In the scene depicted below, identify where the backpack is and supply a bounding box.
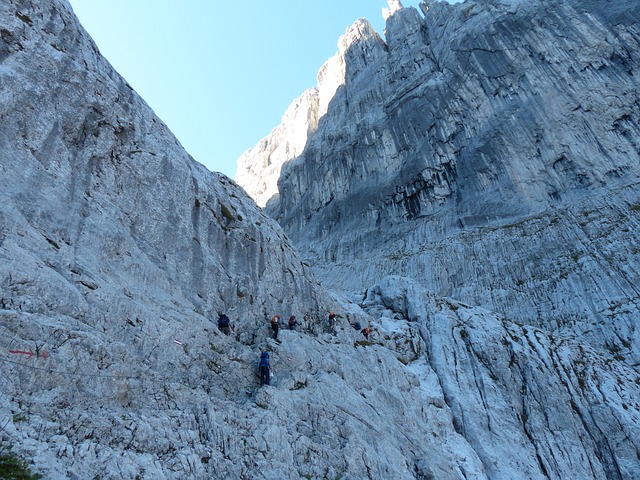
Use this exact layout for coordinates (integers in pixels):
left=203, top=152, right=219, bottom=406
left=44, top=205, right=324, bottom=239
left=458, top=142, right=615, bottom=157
left=218, top=314, right=230, bottom=328
left=260, top=352, right=270, bottom=368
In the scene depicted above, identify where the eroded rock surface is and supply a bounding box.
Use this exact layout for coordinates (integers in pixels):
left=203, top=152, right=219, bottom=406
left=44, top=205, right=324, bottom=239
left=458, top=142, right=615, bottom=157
left=362, top=276, right=640, bottom=480
left=237, top=0, right=640, bottom=363
left=2, top=0, right=640, bottom=478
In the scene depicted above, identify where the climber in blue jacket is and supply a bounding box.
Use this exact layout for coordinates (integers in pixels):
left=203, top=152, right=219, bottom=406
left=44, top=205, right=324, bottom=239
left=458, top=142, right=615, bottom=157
left=259, top=351, right=270, bottom=386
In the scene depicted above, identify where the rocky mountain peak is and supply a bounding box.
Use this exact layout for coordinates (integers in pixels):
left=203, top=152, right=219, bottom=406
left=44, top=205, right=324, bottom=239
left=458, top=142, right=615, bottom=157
left=339, top=18, right=384, bottom=51
left=3, top=0, right=640, bottom=478
left=239, top=0, right=640, bottom=360
left=235, top=0, right=640, bottom=474
left=237, top=13, right=391, bottom=208
left=236, top=88, right=320, bottom=208
left=383, top=0, right=405, bottom=21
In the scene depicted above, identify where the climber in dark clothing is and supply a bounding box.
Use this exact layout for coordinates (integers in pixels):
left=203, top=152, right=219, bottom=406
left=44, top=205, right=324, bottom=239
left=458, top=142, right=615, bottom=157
left=328, top=312, right=337, bottom=334
left=259, top=351, right=270, bottom=386
left=271, top=315, right=280, bottom=340
left=361, top=327, right=371, bottom=340
left=288, top=315, right=297, bottom=330
left=217, top=313, right=231, bottom=335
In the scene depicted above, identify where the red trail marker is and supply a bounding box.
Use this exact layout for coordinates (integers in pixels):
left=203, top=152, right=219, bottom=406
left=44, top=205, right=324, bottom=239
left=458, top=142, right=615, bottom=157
left=9, top=349, right=35, bottom=359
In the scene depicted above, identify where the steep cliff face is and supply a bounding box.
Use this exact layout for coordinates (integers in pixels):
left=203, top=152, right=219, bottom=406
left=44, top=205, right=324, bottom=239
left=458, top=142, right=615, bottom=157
left=0, top=0, right=330, bottom=324
left=237, top=0, right=640, bottom=361
left=364, top=276, right=640, bottom=480
left=0, top=0, right=338, bottom=477
left=3, top=0, right=640, bottom=479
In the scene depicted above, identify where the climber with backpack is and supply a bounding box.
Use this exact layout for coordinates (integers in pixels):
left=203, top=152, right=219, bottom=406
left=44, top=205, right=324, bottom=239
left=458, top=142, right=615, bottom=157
left=361, top=327, right=371, bottom=340
left=328, top=311, right=337, bottom=335
left=288, top=315, right=297, bottom=330
left=217, top=312, right=231, bottom=335
left=259, top=351, right=271, bottom=386
left=270, top=314, right=280, bottom=341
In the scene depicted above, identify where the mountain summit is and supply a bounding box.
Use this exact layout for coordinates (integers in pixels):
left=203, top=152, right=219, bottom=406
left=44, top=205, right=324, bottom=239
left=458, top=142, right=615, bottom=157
left=238, top=0, right=640, bottom=362
left=237, top=0, right=640, bottom=476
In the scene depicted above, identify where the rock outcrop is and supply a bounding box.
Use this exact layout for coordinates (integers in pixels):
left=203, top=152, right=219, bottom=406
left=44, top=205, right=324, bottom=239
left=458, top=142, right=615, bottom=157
left=2, top=0, right=640, bottom=478
left=237, top=0, right=640, bottom=363
left=0, top=0, right=333, bottom=356
left=363, top=276, right=640, bottom=480
left=235, top=89, right=320, bottom=209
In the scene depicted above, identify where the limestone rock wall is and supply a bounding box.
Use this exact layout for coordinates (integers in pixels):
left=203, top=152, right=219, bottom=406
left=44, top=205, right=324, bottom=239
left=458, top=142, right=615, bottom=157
left=0, top=0, right=329, bottom=328
left=237, top=0, right=640, bottom=360
left=0, top=1, right=346, bottom=477
left=362, top=276, right=640, bottom=480
left=2, top=0, right=640, bottom=478
left=235, top=88, right=320, bottom=208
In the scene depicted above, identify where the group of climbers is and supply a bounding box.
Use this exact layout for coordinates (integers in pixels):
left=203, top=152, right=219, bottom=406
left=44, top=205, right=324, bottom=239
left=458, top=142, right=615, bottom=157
left=269, top=314, right=298, bottom=341
left=350, top=319, right=370, bottom=339
left=329, top=312, right=370, bottom=339
left=216, top=310, right=371, bottom=387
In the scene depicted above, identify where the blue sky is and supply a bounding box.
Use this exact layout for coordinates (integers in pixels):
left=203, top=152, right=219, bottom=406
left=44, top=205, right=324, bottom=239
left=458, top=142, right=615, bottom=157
left=67, top=0, right=433, bottom=179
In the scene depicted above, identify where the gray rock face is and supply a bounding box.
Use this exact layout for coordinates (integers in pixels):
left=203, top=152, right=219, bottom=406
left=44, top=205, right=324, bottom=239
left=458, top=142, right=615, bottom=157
left=0, top=0, right=328, bottom=322
left=0, top=0, right=342, bottom=477
left=363, top=276, right=640, bottom=480
left=237, top=0, right=640, bottom=361
left=3, top=0, right=640, bottom=479
left=236, top=89, right=320, bottom=208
